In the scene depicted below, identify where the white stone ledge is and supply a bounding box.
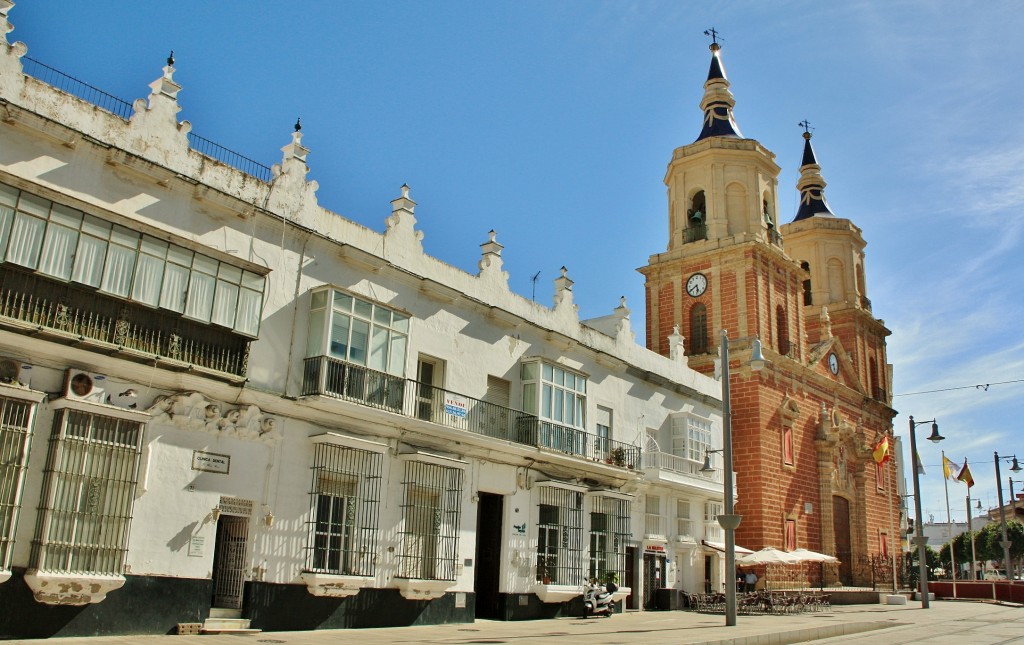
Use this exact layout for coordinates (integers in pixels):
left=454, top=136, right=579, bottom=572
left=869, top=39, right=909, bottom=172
left=300, top=572, right=373, bottom=598
left=23, top=570, right=126, bottom=605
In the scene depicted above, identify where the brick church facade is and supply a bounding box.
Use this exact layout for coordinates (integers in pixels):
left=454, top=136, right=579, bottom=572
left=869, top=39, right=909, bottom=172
left=640, top=40, right=899, bottom=586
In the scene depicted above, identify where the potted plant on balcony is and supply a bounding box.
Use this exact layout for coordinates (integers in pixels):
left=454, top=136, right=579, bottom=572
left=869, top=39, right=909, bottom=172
left=608, top=446, right=627, bottom=467
left=537, top=556, right=556, bottom=584
left=603, top=570, right=620, bottom=593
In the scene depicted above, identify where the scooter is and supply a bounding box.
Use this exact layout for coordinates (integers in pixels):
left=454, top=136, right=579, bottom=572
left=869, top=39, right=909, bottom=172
left=582, top=578, right=617, bottom=618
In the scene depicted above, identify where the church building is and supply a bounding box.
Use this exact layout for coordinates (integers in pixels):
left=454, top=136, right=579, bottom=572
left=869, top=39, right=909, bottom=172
left=640, top=38, right=899, bottom=587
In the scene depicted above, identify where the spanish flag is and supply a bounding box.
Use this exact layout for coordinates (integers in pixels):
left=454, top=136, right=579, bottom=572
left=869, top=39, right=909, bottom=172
left=872, top=436, right=890, bottom=465
left=957, top=459, right=975, bottom=488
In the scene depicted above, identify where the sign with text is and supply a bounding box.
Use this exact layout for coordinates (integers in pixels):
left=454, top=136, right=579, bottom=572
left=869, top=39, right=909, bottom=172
left=192, top=450, right=230, bottom=474
left=444, top=394, right=468, bottom=418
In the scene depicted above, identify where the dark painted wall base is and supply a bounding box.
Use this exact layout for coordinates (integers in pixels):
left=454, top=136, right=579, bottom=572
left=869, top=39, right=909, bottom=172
left=0, top=568, right=212, bottom=639
left=244, top=582, right=475, bottom=630
left=495, top=592, right=620, bottom=621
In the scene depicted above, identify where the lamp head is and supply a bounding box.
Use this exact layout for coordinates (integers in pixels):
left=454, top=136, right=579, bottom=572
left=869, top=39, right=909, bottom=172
left=926, top=422, right=944, bottom=443
left=748, top=337, right=766, bottom=371
left=976, top=499, right=982, bottom=510
left=1011, top=456, right=1022, bottom=473
left=700, top=452, right=715, bottom=473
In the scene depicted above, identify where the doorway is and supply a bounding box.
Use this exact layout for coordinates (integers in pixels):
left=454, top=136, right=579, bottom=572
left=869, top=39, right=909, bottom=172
left=416, top=355, right=445, bottom=422
left=212, top=515, right=249, bottom=609
left=625, top=546, right=637, bottom=609
left=474, top=493, right=503, bottom=618
left=642, top=552, right=665, bottom=610
left=833, top=495, right=853, bottom=585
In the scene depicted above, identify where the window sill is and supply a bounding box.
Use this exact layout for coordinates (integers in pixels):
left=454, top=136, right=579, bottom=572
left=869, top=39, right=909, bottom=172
left=23, top=570, right=126, bottom=605
left=394, top=577, right=453, bottom=600
left=300, top=572, right=374, bottom=598
left=531, top=582, right=580, bottom=603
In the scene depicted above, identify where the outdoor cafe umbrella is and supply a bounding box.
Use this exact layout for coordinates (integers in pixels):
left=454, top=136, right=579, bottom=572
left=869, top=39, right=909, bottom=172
left=790, top=548, right=839, bottom=563
left=736, top=547, right=803, bottom=565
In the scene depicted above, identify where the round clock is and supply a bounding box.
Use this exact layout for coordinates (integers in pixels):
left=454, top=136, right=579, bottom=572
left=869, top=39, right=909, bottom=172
left=686, top=272, right=708, bottom=297
left=828, top=352, right=839, bottom=375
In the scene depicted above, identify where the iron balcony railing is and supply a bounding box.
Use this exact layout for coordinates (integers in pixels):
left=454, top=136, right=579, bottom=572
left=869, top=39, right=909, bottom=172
left=768, top=228, right=784, bottom=247
left=640, top=450, right=723, bottom=483
left=684, top=224, right=708, bottom=243
left=301, top=355, right=642, bottom=468
left=0, top=267, right=250, bottom=377
left=21, top=57, right=272, bottom=182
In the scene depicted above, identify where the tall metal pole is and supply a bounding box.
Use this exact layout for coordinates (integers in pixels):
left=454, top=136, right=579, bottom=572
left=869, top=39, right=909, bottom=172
left=995, top=453, right=1012, bottom=580
left=966, top=494, right=977, bottom=580
left=717, top=329, right=741, bottom=627
left=887, top=461, right=898, bottom=593
left=908, top=416, right=931, bottom=608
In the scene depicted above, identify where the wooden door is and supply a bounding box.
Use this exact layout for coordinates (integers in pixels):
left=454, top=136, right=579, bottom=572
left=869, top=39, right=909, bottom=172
left=832, top=496, right=853, bottom=586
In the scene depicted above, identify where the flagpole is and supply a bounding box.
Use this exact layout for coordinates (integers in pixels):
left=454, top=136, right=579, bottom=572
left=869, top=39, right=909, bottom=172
left=887, top=456, right=898, bottom=593
left=942, top=451, right=957, bottom=597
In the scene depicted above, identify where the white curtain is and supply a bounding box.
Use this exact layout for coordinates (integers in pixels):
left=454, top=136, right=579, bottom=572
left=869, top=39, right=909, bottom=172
left=6, top=212, right=45, bottom=269
left=235, top=287, right=262, bottom=336
left=184, top=272, right=214, bottom=322
left=211, top=280, right=239, bottom=328
left=0, top=205, right=15, bottom=263
left=131, top=237, right=167, bottom=306
left=100, top=244, right=136, bottom=297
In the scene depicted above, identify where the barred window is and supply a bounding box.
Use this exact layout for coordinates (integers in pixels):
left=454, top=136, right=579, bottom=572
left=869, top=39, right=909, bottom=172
left=0, top=181, right=266, bottom=337
left=30, top=408, right=144, bottom=574
left=536, top=486, right=584, bottom=585
left=676, top=499, right=694, bottom=538
left=397, top=460, right=462, bottom=580
left=0, top=395, right=36, bottom=572
left=306, top=443, right=382, bottom=576
left=589, top=496, right=629, bottom=582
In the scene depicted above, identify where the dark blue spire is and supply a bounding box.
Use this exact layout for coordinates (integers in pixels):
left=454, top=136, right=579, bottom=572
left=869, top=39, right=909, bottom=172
left=793, top=131, right=835, bottom=221
left=695, top=43, right=743, bottom=142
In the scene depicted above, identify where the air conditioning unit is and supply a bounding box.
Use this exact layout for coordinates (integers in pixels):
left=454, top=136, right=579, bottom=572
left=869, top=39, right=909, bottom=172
left=0, top=358, right=21, bottom=384
left=64, top=370, right=107, bottom=403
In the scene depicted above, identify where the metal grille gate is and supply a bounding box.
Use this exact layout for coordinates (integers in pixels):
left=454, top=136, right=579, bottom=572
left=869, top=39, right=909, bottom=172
left=213, top=514, right=249, bottom=609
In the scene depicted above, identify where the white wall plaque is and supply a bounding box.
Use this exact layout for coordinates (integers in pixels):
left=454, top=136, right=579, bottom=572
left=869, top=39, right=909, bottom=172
left=192, top=450, right=230, bottom=474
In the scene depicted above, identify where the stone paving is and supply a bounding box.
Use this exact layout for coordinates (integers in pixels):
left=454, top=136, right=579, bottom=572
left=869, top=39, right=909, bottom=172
left=4, top=599, right=1023, bottom=645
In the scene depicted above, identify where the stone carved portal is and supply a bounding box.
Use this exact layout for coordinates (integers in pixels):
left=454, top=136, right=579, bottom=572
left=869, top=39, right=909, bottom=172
left=146, top=392, right=280, bottom=442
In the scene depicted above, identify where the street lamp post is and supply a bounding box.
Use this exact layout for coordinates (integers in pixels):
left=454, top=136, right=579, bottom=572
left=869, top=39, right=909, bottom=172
left=908, top=416, right=944, bottom=608
left=993, top=453, right=1022, bottom=581
left=715, top=330, right=766, bottom=627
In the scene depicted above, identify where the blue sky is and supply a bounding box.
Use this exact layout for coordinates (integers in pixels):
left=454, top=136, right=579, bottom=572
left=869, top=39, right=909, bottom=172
left=10, top=2, right=1024, bottom=529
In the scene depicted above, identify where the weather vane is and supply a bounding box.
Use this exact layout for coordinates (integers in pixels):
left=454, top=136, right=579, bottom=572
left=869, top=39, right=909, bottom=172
left=703, top=27, right=723, bottom=45
left=798, top=119, right=814, bottom=135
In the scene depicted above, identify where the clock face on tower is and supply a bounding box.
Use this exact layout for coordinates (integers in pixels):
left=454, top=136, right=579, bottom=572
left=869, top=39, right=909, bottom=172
left=828, top=352, right=839, bottom=375
left=686, top=272, right=708, bottom=297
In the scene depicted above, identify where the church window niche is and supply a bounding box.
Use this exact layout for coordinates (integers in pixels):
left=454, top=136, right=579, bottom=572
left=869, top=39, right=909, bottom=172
left=764, top=197, right=781, bottom=246
left=827, top=258, right=845, bottom=302
left=776, top=305, right=790, bottom=356
left=800, top=262, right=812, bottom=306
left=725, top=183, right=747, bottom=236
left=782, top=425, right=794, bottom=466
left=689, top=304, right=708, bottom=354
left=784, top=519, right=797, bottom=551
left=685, top=191, right=707, bottom=243
left=869, top=357, right=882, bottom=400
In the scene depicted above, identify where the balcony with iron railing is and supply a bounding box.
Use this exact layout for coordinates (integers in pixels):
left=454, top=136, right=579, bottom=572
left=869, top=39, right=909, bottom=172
left=640, top=450, right=722, bottom=485
left=644, top=513, right=667, bottom=539
left=704, top=521, right=723, bottom=542
left=0, top=266, right=249, bottom=378
left=301, top=355, right=642, bottom=469
left=684, top=224, right=708, bottom=243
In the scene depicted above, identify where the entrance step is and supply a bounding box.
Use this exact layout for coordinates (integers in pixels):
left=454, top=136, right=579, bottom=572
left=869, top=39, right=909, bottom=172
left=201, top=610, right=261, bottom=635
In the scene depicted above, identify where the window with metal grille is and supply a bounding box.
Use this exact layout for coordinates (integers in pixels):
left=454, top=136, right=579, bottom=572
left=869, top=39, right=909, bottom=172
left=0, top=396, right=35, bottom=572
left=535, top=487, right=583, bottom=585
left=29, top=409, right=143, bottom=574
left=306, top=443, right=382, bottom=576
left=397, top=460, right=462, bottom=580
left=589, top=496, right=629, bottom=582
left=676, top=499, right=694, bottom=538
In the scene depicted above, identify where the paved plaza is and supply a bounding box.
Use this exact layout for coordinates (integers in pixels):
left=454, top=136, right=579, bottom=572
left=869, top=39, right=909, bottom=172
left=4, top=599, right=1022, bottom=645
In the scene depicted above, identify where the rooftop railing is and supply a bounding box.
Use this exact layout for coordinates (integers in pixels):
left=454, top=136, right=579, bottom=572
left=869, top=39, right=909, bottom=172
left=301, top=355, right=642, bottom=469
left=21, top=57, right=272, bottom=182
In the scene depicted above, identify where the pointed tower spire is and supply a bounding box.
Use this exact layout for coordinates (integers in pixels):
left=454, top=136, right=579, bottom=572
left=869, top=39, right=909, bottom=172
left=793, top=123, right=835, bottom=221
left=695, top=30, right=743, bottom=141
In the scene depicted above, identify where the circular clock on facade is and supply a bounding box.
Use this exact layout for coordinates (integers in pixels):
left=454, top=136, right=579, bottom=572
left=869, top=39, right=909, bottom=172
left=686, top=272, right=708, bottom=297
left=828, top=352, right=839, bottom=375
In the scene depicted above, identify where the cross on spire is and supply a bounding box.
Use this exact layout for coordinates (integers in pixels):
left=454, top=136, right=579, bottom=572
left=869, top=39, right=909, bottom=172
left=704, top=27, right=722, bottom=45
left=799, top=119, right=814, bottom=135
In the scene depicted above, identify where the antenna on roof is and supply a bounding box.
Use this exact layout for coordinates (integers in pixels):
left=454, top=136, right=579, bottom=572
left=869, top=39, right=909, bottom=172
left=531, top=271, right=541, bottom=302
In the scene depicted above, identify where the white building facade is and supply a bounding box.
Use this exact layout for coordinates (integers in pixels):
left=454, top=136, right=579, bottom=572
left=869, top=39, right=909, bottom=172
left=0, top=4, right=730, bottom=638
